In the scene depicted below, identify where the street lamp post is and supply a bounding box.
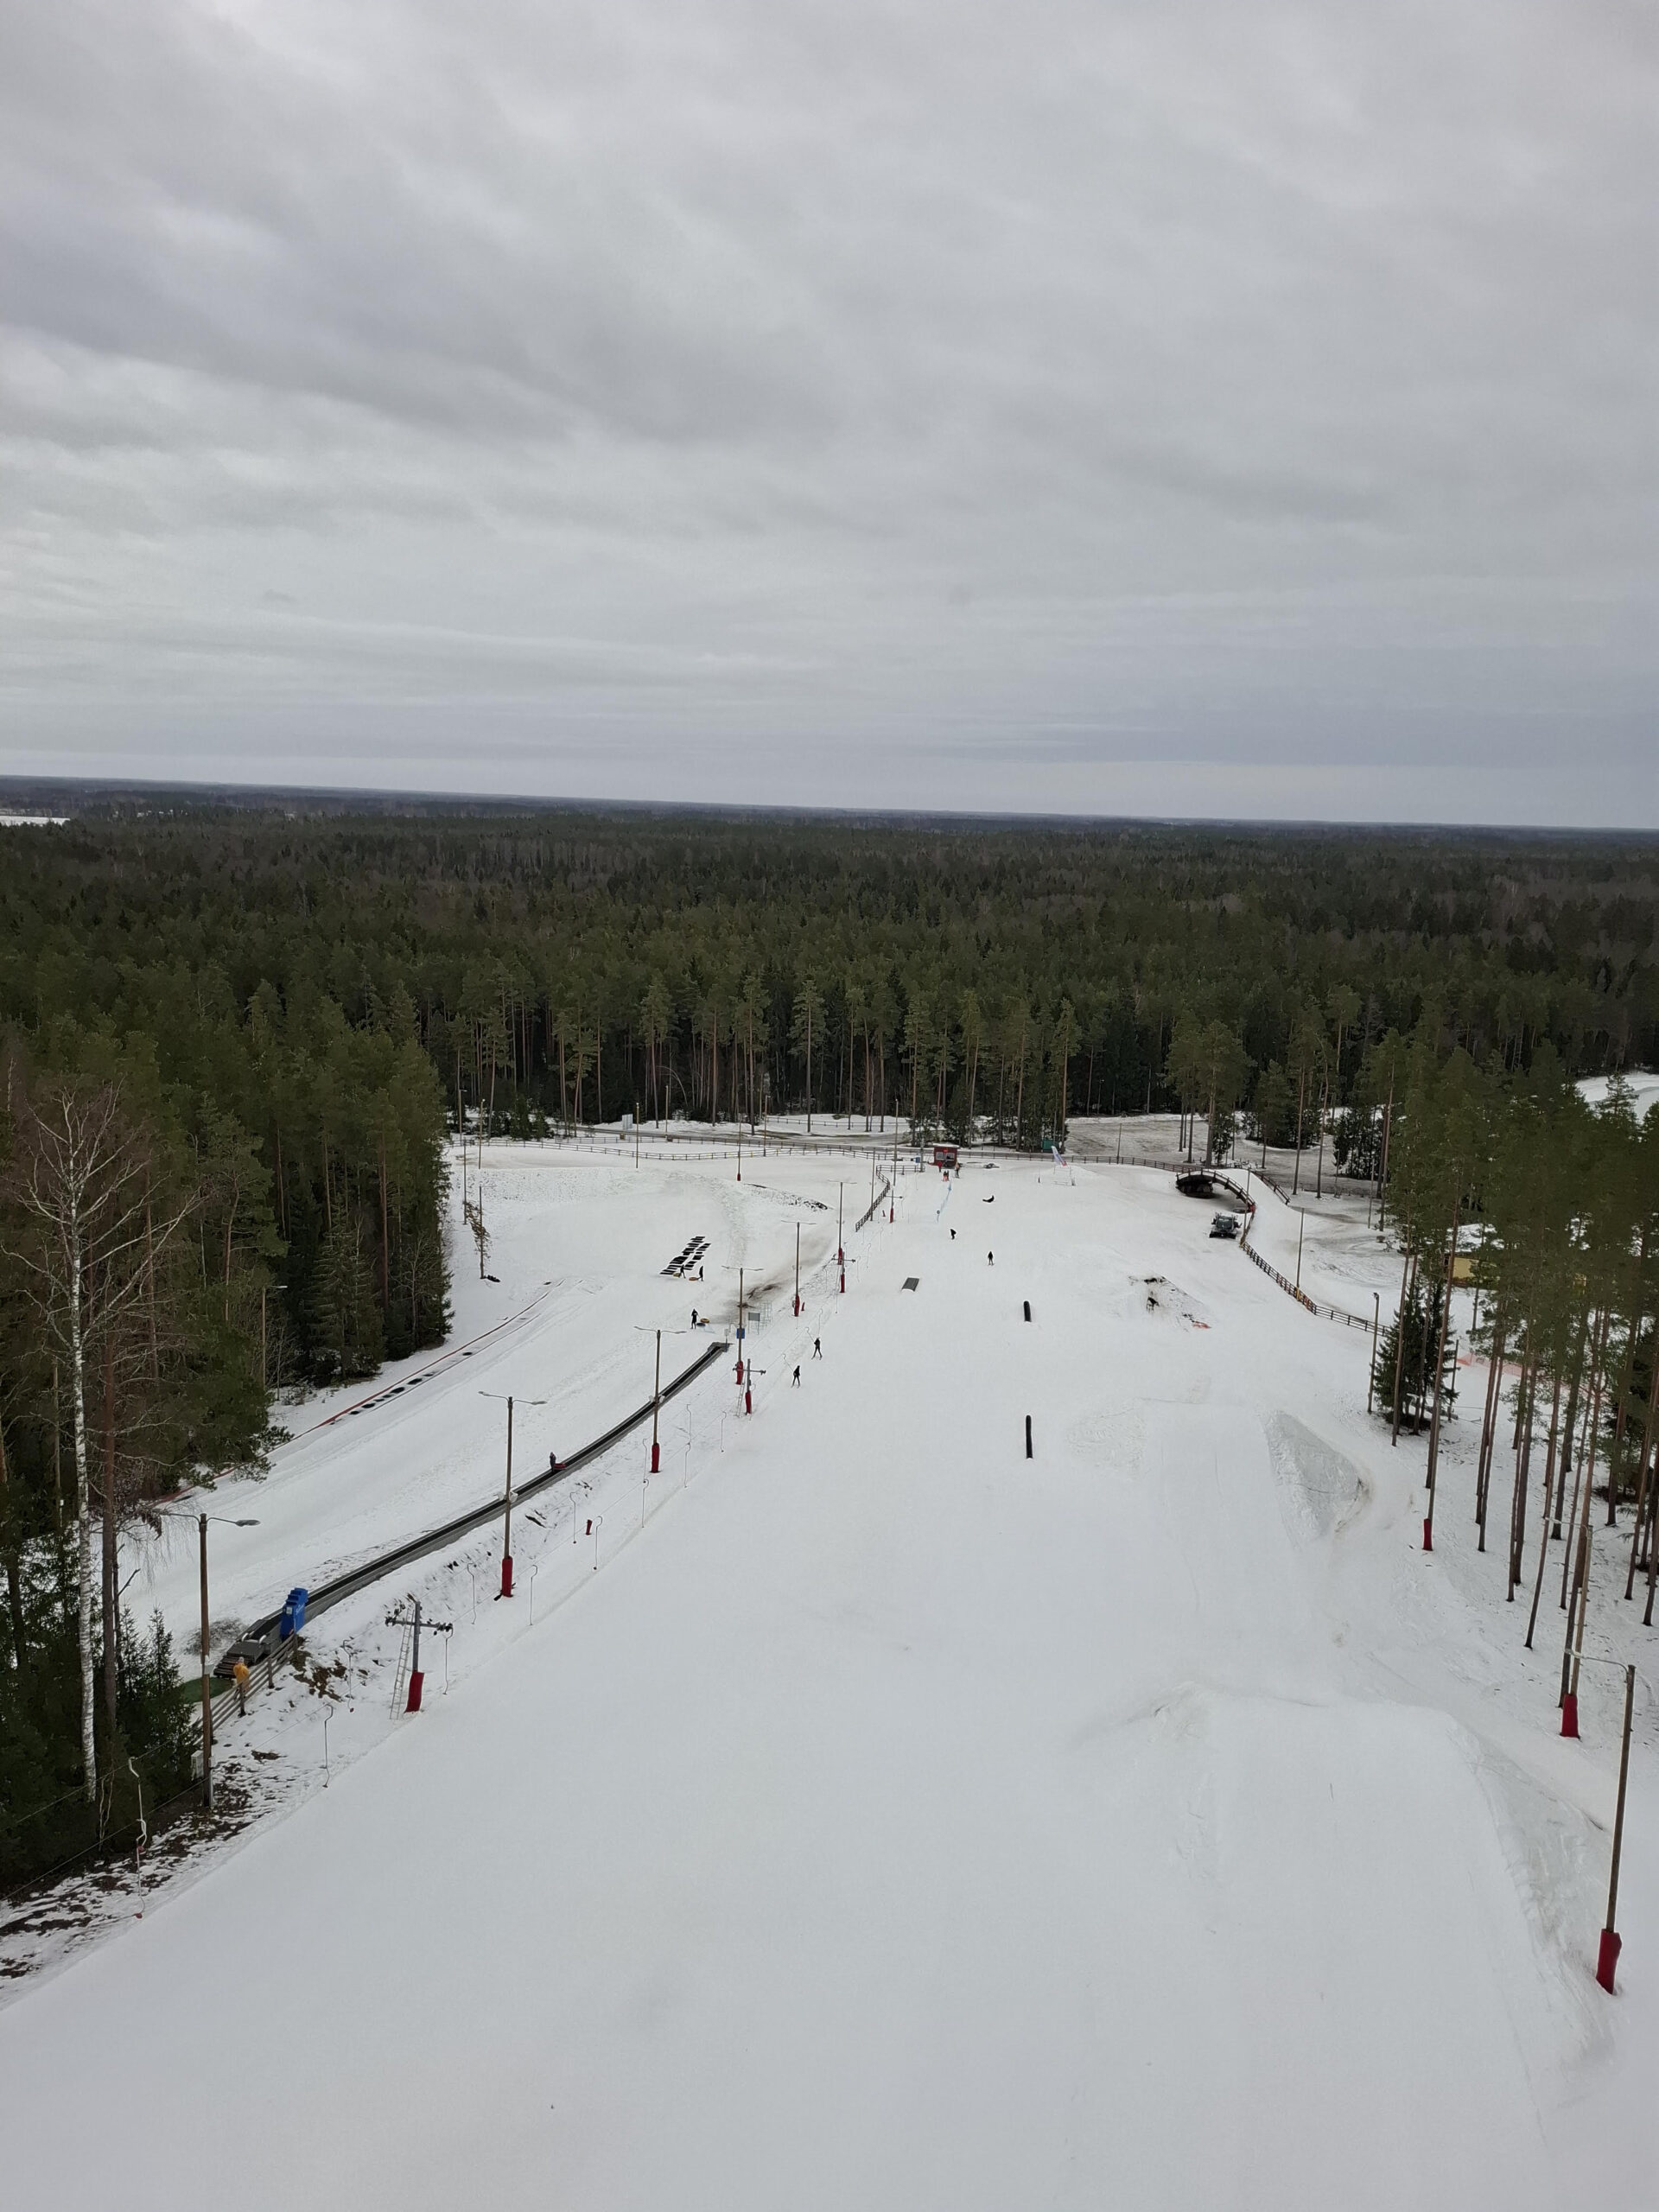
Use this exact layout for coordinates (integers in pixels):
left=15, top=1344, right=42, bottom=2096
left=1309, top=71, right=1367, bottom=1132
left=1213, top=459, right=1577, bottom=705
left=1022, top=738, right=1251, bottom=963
left=480, top=1391, right=546, bottom=1598
left=651, top=1329, right=662, bottom=1473
left=162, top=1510, right=258, bottom=1811
left=1599, top=1662, right=1637, bottom=1991
left=503, top=1395, right=513, bottom=1595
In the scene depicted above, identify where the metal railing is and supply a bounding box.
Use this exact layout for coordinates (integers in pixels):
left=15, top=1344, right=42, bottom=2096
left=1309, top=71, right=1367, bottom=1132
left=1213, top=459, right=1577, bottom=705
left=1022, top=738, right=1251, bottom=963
left=218, top=1337, right=731, bottom=1676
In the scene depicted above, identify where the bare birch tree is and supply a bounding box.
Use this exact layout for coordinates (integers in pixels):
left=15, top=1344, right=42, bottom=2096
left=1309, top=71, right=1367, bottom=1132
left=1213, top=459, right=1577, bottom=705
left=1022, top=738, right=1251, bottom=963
left=3, top=1082, right=195, bottom=1801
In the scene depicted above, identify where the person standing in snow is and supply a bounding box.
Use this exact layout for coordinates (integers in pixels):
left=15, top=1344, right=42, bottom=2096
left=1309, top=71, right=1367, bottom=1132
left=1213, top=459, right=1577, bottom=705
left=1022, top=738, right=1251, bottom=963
left=988, top=1250, right=994, bottom=1265
left=232, top=1656, right=251, bottom=1714
left=791, top=1364, right=801, bottom=1386
left=812, top=1338, right=822, bottom=1358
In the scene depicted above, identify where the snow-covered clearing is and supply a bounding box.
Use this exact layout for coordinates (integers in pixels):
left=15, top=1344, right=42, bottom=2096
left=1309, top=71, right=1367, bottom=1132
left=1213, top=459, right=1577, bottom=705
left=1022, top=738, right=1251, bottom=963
left=2, top=1134, right=1654, bottom=2208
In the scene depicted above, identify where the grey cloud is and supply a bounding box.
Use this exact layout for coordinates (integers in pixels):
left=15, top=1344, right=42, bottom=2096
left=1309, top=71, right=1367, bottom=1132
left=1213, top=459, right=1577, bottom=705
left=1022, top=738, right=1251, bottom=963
left=0, top=1, right=1654, bottom=821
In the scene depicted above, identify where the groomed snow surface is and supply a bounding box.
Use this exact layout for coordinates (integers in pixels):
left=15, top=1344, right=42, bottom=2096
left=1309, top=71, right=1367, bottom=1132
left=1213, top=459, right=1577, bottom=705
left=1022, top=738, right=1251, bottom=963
left=3, top=1130, right=1655, bottom=2209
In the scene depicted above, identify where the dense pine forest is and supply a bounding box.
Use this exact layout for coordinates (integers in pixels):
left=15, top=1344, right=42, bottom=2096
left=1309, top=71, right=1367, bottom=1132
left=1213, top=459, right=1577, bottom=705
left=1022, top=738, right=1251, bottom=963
left=2, top=799, right=1656, bottom=1881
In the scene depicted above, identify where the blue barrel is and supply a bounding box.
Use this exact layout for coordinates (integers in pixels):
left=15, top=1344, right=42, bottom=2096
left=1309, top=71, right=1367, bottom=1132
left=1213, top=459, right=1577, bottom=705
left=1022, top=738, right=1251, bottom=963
left=279, top=1587, right=309, bottom=1637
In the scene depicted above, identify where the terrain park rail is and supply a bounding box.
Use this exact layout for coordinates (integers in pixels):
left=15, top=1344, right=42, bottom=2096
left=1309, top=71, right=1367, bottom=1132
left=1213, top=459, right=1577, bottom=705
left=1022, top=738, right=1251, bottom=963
left=224, top=1337, right=732, bottom=1674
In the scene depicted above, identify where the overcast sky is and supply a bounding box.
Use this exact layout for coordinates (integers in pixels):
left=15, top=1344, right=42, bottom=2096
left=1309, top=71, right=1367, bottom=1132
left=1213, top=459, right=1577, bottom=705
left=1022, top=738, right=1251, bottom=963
left=2, top=2, right=1654, bottom=822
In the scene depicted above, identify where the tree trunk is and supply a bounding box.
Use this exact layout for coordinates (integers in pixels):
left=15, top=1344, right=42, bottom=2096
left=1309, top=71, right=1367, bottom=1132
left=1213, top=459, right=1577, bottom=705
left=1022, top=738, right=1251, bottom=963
left=1605, top=1272, right=1644, bottom=1526
left=1390, top=1246, right=1414, bottom=1445
left=0, top=1414, right=28, bottom=1699
left=145, top=1186, right=159, bottom=1379
left=51, top=1357, right=63, bottom=1534
left=1424, top=1202, right=1459, bottom=1529
left=1555, top=1311, right=1590, bottom=1540
left=1561, top=1364, right=1599, bottom=1608
left=1314, top=1077, right=1327, bottom=1198
left=1292, top=1069, right=1306, bottom=1194
left=1507, top=1339, right=1537, bottom=1600
left=1623, top=1345, right=1659, bottom=1601
left=1525, top=1363, right=1565, bottom=1648
left=1561, top=1316, right=1609, bottom=1701
left=68, top=1233, right=96, bottom=1801
left=102, top=1331, right=118, bottom=1745
left=378, top=1134, right=391, bottom=1317
left=1475, top=1304, right=1506, bottom=1547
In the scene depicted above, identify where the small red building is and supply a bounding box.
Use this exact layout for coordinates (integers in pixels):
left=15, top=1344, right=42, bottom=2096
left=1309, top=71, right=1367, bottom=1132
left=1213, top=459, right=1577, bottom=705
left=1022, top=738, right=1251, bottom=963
left=932, top=1143, right=959, bottom=1171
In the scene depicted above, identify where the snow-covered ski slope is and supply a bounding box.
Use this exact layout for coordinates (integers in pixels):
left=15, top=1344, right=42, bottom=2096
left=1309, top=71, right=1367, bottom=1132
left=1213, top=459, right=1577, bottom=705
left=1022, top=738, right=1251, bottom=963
left=3, top=1141, right=1654, bottom=2210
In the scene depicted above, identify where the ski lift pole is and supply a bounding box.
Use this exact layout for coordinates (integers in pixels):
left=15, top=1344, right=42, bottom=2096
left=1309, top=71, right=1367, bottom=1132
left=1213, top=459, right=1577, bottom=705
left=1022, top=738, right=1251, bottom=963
left=794, top=1224, right=801, bottom=1317
left=839, top=1182, right=845, bottom=1293
left=385, top=1598, right=453, bottom=1713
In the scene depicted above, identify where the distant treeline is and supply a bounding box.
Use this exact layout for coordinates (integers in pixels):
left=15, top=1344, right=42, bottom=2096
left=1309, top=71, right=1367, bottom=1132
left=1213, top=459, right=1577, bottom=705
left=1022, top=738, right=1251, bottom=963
left=2, top=808, right=1655, bottom=1382
left=0, top=804, right=1656, bottom=1879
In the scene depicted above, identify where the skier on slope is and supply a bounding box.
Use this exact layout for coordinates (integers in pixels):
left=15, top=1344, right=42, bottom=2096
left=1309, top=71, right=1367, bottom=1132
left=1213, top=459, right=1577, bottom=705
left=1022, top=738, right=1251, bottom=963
left=812, top=1338, right=822, bottom=1359
left=792, top=1364, right=801, bottom=1387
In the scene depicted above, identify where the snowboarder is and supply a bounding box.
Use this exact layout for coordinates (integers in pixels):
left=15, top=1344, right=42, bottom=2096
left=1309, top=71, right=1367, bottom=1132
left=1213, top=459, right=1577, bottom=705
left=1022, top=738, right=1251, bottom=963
left=791, top=1364, right=801, bottom=1386
left=812, top=1338, right=822, bottom=1359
